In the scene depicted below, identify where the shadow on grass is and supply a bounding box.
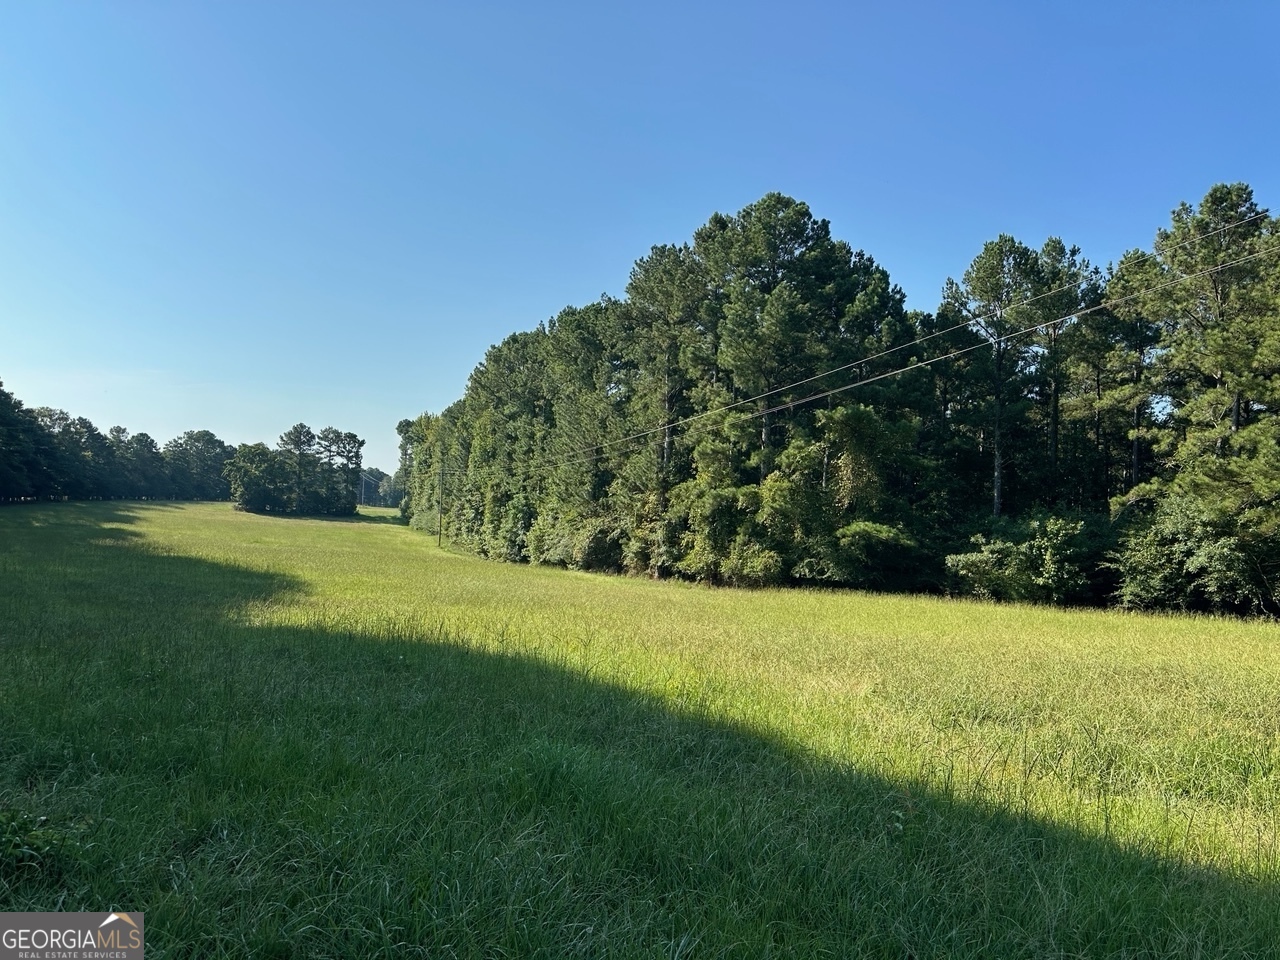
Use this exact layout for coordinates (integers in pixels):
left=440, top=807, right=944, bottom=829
left=0, top=503, right=1275, bottom=958
left=0, top=499, right=186, bottom=520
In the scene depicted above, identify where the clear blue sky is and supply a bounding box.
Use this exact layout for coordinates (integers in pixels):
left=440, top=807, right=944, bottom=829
left=2, top=1, right=1276, bottom=472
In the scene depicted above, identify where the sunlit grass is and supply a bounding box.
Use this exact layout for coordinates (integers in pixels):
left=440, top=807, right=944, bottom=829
left=1, top=502, right=1277, bottom=957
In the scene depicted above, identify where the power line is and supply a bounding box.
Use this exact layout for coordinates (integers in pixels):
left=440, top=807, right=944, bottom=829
left=535, top=243, right=1280, bottom=471
left=358, top=470, right=390, bottom=506
left=425, top=217, right=1274, bottom=480
left=518, top=211, right=1274, bottom=471
left=693, top=243, right=1280, bottom=449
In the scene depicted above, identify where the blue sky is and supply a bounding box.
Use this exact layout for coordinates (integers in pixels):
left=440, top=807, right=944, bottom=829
left=1, top=1, right=1276, bottom=471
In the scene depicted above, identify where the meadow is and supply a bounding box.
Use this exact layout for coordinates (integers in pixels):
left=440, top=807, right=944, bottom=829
left=1, top=502, right=1277, bottom=958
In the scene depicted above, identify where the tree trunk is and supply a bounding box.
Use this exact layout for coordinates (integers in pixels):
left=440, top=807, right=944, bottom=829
left=760, top=407, right=770, bottom=482
left=1131, top=354, right=1144, bottom=487
left=992, top=418, right=1003, bottom=518
left=661, top=370, right=673, bottom=474
left=1132, top=405, right=1141, bottom=488
left=992, top=345, right=1005, bottom=517
left=1049, top=377, right=1060, bottom=470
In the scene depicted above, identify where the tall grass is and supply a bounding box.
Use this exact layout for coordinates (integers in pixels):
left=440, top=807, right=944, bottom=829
left=1, top=502, right=1277, bottom=957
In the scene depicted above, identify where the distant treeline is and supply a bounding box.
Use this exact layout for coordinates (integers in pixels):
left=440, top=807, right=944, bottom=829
left=0, top=389, right=236, bottom=501
left=222, top=425, right=366, bottom=516
left=0, top=385, right=386, bottom=515
left=400, top=184, right=1280, bottom=616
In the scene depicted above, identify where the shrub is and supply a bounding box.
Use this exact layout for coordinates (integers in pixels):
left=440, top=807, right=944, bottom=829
left=573, top=520, right=623, bottom=572
left=947, top=516, right=1102, bottom=605
left=722, top=537, right=785, bottom=587
left=1113, top=495, right=1280, bottom=615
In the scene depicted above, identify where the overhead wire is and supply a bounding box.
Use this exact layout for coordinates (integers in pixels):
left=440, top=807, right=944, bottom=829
left=426, top=214, right=1274, bottom=480
left=517, top=210, right=1273, bottom=470
left=535, top=242, right=1280, bottom=472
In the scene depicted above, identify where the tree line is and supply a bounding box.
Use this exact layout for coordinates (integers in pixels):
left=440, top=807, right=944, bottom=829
left=0, top=387, right=236, bottom=501
left=0, top=385, right=370, bottom=516
left=222, top=424, right=366, bottom=515
left=399, top=183, right=1280, bottom=616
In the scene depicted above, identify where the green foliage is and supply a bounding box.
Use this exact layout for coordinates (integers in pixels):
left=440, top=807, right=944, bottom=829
left=397, top=184, right=1280, bottom=616
left=2, top=377, right=243, bottom=503
left=1113, top=494, right=1280, bottom=615
left=947, top=517, right=1100, bottom=605
left=404, top=194, right=943, bottom=590
left=947, top=535, right=1022, bottom=601
left=223, top=442, right=284, bottom=512
left=834, top=521, right=919, bottom=586
left=0, top=380, right=57, bottom=500
left=721, top=536, right=784, bottom=587
left=223, top=424, right=364, bottom=516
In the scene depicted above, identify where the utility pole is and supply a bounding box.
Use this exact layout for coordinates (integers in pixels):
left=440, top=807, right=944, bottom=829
left=358, top=471, right=386, bottom=509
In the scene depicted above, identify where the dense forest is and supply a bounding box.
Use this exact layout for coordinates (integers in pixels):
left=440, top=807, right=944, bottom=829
left=400, top=183, right=1280, bottom=616
left=222, top=424, right=367, bottom=515
left=0, top=388, right=236, bottom=502
left=0, top=387, right=382, bottom=515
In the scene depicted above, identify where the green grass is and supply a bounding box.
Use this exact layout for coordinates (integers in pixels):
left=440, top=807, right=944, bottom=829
left=1, top=501, right=1277, bottom=958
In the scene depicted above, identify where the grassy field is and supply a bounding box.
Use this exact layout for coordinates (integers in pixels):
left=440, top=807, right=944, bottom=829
left=1, top=501, right=1277, bottom=958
